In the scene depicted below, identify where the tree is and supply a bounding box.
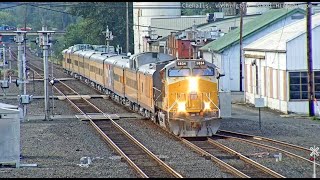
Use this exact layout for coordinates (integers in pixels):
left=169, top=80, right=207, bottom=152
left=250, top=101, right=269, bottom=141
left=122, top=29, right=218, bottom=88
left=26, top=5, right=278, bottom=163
left=0, top=11, right=16, bottom=26
left=66, top=2, right=134, bottom=52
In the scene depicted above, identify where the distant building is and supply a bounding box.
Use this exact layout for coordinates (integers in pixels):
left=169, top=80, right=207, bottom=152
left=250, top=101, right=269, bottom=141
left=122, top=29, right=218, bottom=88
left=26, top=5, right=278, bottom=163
left=133, top=2, right=181, bottom=54
left=243, top=13, right=320, bottom=115
left=200, top=8, right=306, bottom=101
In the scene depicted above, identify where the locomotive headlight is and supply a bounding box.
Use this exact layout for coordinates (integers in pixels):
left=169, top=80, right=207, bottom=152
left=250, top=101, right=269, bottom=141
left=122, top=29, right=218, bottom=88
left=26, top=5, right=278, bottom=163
left=204, top=102, right=211, bottom=110
left=188, top=77, right=198, bottom=93
left=177, top=102, right=186, bottom=112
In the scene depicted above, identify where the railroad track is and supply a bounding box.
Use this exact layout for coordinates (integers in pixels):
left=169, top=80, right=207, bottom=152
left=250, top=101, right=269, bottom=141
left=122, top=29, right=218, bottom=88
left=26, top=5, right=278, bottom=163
left=216, top=130, right=320, bottom=167
left=54, top=81, right=182, bottom=178
left=181, top=136, right=284, bottom=178
left=25, top=60, right=183, bottom=178
left=20, top=48, right=291, bottom=178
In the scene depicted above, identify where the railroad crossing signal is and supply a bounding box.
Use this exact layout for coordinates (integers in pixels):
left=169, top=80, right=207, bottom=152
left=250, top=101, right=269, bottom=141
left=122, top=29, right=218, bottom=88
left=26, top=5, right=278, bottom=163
left=310, top=146, right=319, bottom=157
left=310, top=145, right=319, bottom=178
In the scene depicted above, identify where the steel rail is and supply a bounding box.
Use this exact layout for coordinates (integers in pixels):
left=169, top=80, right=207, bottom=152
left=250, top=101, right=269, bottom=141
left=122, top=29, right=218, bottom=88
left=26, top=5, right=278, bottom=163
left=148, top=121, right=251, bottom=178
left=180, top=138, right=250, bottom=178
left=213, top=133, right=320, bottom=167
left=218, top=130, right=311, bottom=152
left=57, top=82, right=183, bottom=178
left=207, top=138, right=285, bottom=178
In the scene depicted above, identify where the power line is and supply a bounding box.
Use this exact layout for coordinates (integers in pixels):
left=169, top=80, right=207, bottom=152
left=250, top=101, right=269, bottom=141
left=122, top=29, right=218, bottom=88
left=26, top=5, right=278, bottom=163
left=0, top=3, right=28, bottom=10
left=27, top=4, right=76, bottom=16
left=24, top=4, right=182, bottom=32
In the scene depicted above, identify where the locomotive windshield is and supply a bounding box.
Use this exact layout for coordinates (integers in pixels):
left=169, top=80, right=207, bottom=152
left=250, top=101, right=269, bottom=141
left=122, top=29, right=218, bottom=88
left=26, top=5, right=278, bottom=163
left=193, top=67, right=215, bottom=76
left=168, top=68, right=190, bottom=77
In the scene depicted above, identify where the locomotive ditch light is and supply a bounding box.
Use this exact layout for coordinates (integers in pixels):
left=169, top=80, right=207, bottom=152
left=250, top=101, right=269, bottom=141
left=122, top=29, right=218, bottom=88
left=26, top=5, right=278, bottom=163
left=204, top=102, right=211, bottom=110
left=177, top=102, right=186, bottom=112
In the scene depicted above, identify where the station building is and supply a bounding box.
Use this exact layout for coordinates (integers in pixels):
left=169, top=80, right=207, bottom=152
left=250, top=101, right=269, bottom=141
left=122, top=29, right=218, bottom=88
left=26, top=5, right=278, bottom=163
left=243, top=13, right=320, bottom=115
left=200, top=8, right=306, bottom=99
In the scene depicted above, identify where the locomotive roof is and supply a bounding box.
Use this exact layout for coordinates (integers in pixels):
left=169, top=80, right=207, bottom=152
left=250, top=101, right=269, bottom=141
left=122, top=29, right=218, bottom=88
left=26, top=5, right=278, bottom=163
left=76, top=50, right=96, bottom=57
left=131, top=52, right=175, bottom=69
left=90, top=52, right=119, bottom=63
left=137, top=63, right=158, bottom=75
left=112, top=55, right=130, bottom=68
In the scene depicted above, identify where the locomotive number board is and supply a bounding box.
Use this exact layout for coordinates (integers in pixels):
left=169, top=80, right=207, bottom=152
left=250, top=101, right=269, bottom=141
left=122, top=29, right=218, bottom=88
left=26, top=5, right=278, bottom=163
left=177, top=61, right=188, bottom=66
left=195, top=61, right=205, bottom=66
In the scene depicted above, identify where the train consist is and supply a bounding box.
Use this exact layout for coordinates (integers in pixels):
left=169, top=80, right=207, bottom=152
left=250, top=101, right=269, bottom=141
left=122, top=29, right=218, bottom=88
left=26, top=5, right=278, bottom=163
left=62, top=44, right=221, bottom=137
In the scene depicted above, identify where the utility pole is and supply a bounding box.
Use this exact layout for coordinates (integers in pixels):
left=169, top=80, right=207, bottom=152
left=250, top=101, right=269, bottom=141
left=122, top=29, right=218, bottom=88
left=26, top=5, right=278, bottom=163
left=126, top=2, right=129, bottom=53
left=2, top=44, right=6, bottom=82
left=307, top=2, right=315, bottom=117
left=0, top=44, right=11, bottom=93
left=23, top=5, right=28, bottom=117
left=239, top=2, right=244, bottom=92
left=8, top=47, right=11, bottom=69
left=14, top=31, right=28, bottom=120
left=38, top=26, right=55, bottom=121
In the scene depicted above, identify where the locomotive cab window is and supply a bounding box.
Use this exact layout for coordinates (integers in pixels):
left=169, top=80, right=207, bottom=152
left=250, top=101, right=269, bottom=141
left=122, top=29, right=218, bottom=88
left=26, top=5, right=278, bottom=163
left=168, top=68, right=190, bottom=77
left=193, top=67, right=215, bottom=76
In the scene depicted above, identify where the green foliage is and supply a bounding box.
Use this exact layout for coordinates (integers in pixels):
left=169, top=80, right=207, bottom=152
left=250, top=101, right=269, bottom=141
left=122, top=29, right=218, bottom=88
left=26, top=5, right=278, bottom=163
left=65, top=2, right=134, bottom=52
left=0, top=11, right=16, bottom=26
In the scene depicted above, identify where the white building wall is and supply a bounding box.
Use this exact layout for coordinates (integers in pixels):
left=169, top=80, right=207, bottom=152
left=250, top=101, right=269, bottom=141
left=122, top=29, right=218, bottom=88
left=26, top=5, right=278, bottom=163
left=244, top=51, right=289, bottom=113
left=218, top=13, right=304, bottom=92
left=288, top=102, right=309, bottom=114
left=286, top=25, right=320, bottom=71
left=151, top=16, right=207, bottom=37
left=133, top=2, right=181, bottom=54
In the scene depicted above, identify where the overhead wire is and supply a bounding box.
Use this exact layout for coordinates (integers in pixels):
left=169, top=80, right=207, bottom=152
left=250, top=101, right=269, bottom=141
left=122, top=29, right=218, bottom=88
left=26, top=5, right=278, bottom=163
left=0, top=3, right=28, bottom=10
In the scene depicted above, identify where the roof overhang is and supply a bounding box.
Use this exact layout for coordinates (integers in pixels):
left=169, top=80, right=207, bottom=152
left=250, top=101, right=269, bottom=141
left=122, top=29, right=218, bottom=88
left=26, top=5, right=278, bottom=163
left=244, top=48, right=286, bottom=53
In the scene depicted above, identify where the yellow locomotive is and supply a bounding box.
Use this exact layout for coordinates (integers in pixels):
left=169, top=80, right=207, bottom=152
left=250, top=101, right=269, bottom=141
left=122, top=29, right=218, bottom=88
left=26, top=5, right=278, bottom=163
left=62, top=44, right=221, bottom=137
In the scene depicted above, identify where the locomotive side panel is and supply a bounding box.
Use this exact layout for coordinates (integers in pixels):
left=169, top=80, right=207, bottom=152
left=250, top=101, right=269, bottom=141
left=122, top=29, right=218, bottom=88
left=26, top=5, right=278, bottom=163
left=113, top=66, right=125, bottom=97
left=124, top=69, right=138, bottom=104
left=84, top=60, right=90, bottom=79
left=70, top=52, right=78, bottom=74
left=62, top=50, right=71, bottom=72
left=94, top=60, right=104, bottom=86
left=104, top=63, right=114, bottom=92
left=137, top=72, right=154, bottom=112
left=89, top=58, right=97, bottom=84
left=78, top=54, right=85, bottom=77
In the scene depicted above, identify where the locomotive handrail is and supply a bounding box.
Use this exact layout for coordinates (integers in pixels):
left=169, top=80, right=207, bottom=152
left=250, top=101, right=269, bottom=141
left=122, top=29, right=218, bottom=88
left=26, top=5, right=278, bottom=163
left=152, top=87, right=162, bottom=102
left=167, top=95, right=184, bottom=112
left=205, top=93, right=220, bottom=118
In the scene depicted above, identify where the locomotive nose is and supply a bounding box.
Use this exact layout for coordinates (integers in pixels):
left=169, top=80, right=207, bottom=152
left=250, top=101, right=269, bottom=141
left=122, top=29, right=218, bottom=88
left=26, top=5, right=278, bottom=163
left=188, top=77, right=198, bottom=94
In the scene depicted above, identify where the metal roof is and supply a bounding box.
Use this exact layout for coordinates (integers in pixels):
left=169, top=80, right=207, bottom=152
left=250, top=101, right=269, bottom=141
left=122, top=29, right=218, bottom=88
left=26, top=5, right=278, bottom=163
left=244, top=13, right=320, bottom=52
left=200, top=8, right=306, bottom=52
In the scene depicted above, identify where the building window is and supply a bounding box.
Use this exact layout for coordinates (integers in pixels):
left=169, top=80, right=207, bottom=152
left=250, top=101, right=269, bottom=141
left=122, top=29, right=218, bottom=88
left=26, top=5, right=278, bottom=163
left=289, top=72, right=308, bottom=100
left=255, top=66, right=259, bottom=95
left=315, top=71, right=320, bottom=99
